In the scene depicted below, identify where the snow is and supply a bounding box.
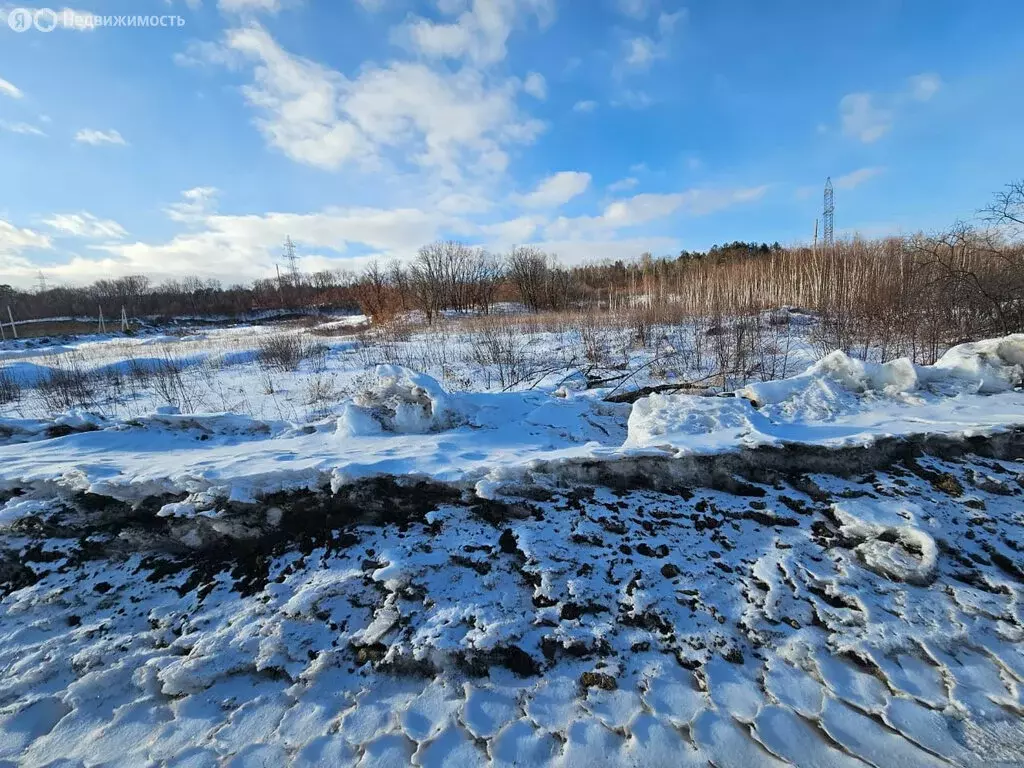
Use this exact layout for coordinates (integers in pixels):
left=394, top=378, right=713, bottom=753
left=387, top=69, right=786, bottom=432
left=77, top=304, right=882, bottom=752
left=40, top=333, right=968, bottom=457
left=741, top=334, right=1024, bottom=409
left=341, top=366, right=473, bottom=435
left=629, top=337, right=1024, bottom=454
left=1, top=329, right=1023, bottom=764
left=5, top=329, right=1024, bottom=505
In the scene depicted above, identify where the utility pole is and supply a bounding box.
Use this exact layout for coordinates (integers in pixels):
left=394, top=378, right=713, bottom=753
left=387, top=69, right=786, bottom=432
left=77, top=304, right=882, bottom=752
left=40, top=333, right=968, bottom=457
left=7, top=306, right=17, bottom=339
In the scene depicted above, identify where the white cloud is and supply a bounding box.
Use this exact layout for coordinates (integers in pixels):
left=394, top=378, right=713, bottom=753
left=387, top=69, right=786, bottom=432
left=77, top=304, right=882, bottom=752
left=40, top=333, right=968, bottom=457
left=546, top=186, right=767, bottom=238
left=515, top=171, right=591, bottom=208
left=0, top=218, right=52, bottom=283
left=398, top=0, right=555, bottom=67
left=165, top=186, right=221, bottom=223
left=607, top=177, right=638, bottom=193
left=435, top=192, right=493, bottom=215
left=218, top=0, right=281, bottom=12
left=657, top=9, right=686, bottom=36
left=0, top=77, right=22, bottom=99
left=616, top=0, right=648, bottom=20
left=523, top=71, right=546, bottom=100
left=625, top=36, right=660, bottom=68
left=43, top=212, right=128, bottom=239
left=573, top=99, right=597, bottom=113
left=481, top=214, right=545, bottom=244
left=908, top=72, right=941, bottom=102
left=0, top=120, right=46, bottom=136
left=839, top=93, right=891, bottom=143
left=211, top=24, right=543, bottom=180
left=619, top=10, right=683, bottom=73
left=837, top=73, right=942, bottom=143
left=354, top=0, right=386, bottom=9
left=531, top=236, right=678, bottom=266
left=50, top=206, right=446, bottom=285
left=0, top=219, right=51, bottom=255
left=602, top=193, right=690, bottom=225
left=74, top=128, right=128, bottom=146
left=612, top=90, right=653, bottom=109
left=833, top=166, right=885, bottom=190
left=1, top=180, right=767, bottom=287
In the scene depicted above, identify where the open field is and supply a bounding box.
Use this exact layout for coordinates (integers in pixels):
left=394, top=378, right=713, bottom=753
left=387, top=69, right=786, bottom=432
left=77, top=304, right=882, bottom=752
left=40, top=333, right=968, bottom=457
left=1, top=311, right=1024, bottom=765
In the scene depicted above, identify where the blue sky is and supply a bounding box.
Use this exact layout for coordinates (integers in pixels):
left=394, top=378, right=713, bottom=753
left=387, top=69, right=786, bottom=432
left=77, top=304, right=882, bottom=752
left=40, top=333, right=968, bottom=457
left=1, top=0, right=1022, bottom=288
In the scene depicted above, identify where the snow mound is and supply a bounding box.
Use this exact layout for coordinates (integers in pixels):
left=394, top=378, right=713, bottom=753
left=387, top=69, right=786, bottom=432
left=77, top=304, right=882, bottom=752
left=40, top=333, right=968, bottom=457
left=740, top=351, right=920, bottom=410
left=927, top=334, right=1024, bottom=393
left=337, top=365, right=472, bottom=436
left=0, top=409, right=107, bottom=445
left=742, top=334, right=1024, bottom=412
left=625, top=394, right=763, bottom=451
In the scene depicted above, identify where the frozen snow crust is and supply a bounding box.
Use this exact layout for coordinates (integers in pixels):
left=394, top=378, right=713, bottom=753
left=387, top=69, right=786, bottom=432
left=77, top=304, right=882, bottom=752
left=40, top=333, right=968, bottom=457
left=4, top=435, right=1024, bottom=765
left=1, top=337, right=1024, bottom=765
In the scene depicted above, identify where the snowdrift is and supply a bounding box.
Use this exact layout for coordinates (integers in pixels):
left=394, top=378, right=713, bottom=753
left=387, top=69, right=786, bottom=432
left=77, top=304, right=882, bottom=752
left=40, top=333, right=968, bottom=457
left=627, top=334, right=1024, bottom=454
left=741, top=334, right=1024, bottom=409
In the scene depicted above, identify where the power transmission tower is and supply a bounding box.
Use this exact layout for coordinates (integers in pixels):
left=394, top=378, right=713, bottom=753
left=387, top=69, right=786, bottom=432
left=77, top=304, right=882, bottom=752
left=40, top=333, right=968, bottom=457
left=283, top=236, right=300, bottom=286
left=823, top=177, right=835, bottom=250
left=36, top=271, right=47, bottom=293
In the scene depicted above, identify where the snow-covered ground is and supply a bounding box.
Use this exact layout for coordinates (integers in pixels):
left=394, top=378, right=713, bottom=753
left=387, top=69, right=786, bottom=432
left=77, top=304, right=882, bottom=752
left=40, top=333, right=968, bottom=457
left=0, top=310, right=815, bottom=424
left=1, top=327, right=1024, bottom=766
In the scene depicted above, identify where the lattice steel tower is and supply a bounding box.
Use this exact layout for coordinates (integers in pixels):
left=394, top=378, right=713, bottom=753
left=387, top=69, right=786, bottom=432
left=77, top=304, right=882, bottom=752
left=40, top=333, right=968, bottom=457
left=823, top=177, right=835, bottom=250
left=283, top=236, right=300, bottom=285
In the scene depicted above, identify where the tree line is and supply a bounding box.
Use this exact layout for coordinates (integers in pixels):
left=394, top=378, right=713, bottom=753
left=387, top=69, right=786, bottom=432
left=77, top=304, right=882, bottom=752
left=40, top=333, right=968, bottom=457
left=3, top=181, right=1023, bottom=364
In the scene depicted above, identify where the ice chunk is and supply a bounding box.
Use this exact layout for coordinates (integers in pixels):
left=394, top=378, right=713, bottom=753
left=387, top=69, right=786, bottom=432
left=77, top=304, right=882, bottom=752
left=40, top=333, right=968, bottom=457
left=339, top=366, right=472, bottom=435
left=834, top=501, right=938, bottom=586
left=626, top=394, right=762, bottom=451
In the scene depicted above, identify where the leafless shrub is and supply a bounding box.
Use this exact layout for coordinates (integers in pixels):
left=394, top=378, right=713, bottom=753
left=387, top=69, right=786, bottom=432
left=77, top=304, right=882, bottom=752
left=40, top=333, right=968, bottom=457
left=37, top=354, right=94, bottom=412
left=0, top=368, right=21, bottom=406
left=151, top=354, right=202, bottom=413
left=469, top=318, right=536, bottom=390
left=304, top=374, right=339, bottom=413
left=256, top=334, right=313, bottom=371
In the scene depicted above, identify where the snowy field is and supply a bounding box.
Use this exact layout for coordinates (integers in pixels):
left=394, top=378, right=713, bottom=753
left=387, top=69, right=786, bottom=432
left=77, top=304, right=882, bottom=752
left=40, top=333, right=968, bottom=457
left=1, top=320, right=1024, bottom=766
left=0, top=310, right=814, bottom=424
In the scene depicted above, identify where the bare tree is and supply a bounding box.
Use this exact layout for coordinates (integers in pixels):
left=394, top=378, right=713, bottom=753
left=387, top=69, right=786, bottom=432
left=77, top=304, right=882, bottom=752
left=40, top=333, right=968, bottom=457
left=984, top=180, right=1024, bottom=231
left=352, top=261, right=393, bottom=321
left=508, top=246, right=550, bottom=312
